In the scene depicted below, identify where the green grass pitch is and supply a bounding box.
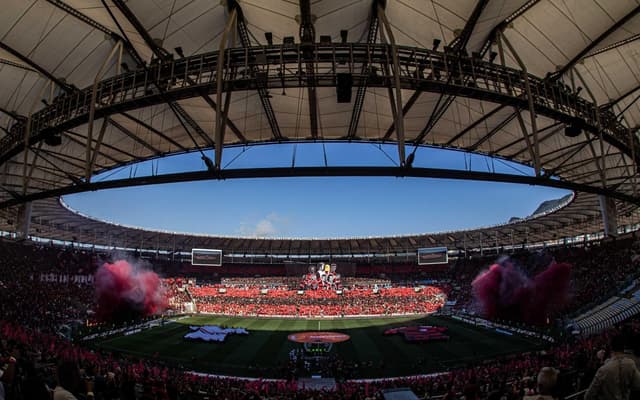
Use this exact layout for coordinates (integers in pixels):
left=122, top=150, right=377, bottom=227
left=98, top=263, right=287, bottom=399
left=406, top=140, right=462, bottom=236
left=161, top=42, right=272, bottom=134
left=93, top=315, right=545, bottom=378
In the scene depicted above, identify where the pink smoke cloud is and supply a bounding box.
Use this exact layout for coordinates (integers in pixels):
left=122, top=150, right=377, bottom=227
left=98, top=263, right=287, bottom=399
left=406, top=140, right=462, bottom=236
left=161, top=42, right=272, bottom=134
left=94, top=260, right=167, bottom=322
left=472, top=258, right=571, bottom=325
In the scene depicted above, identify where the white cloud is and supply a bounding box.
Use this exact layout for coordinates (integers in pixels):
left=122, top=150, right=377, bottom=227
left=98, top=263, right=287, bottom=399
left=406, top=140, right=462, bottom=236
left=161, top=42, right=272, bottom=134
left=254, top=219, right=277, bottom=236
left=237, top=213, right=289, bottom=237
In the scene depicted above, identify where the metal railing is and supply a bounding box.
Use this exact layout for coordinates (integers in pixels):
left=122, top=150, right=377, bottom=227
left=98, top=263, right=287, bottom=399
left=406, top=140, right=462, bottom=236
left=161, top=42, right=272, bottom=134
left=2, top=43, right=635, bottom=164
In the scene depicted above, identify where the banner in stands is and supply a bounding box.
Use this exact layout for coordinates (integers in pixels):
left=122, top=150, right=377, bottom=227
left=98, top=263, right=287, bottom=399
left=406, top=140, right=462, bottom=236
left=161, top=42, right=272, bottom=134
left=191, top=249, right=222, bottom=266
left=598, top=195, right=618, bottom=237
left=417, top=247, right=448, bottom=265
left=284, top=261, right=356, bottom=277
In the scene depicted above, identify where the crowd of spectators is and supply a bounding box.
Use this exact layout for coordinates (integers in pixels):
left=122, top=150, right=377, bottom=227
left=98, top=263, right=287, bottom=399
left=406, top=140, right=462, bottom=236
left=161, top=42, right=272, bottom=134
left=163, top=279, right=192, bottom=313
left=190, top=285, right=447, bottom=317
left=0, top=236, right=639, bottom=399
left=447, top=237, right=640, bottom=317
left=216, top=276, right=392, bottom=290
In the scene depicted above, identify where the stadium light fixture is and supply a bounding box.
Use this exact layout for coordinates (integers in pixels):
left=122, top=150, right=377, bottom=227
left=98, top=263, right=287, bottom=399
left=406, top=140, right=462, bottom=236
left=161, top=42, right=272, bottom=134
left=174, top=46, right=184, bottom=58
left=432, top=38, right=441, bottom=51
left=264, top=32, right=273, bottom=46
left=564, top=124, right=582, bottom=138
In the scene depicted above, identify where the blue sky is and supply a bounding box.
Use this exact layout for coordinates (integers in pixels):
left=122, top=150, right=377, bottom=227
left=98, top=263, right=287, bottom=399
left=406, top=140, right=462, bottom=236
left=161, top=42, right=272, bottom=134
left=64, top=143, right=570, bottom=238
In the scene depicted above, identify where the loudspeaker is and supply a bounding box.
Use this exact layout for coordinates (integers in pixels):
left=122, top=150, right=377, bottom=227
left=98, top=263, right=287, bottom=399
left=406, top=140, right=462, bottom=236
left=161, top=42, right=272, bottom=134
left=336, top=73, right=352, bottom=103
left=44, top=134, right=62, bottom=146
left=564, top=124, right=582, bottom=138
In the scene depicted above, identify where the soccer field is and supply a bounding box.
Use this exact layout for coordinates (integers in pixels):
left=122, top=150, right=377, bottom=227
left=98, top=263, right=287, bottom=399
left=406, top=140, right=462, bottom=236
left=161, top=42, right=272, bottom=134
left=94, top=315, right=545, bottom=378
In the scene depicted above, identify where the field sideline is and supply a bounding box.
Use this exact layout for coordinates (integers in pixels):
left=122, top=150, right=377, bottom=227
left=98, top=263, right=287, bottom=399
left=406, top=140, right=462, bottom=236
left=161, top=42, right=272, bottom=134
left=94, top=315, right=545, bottom=378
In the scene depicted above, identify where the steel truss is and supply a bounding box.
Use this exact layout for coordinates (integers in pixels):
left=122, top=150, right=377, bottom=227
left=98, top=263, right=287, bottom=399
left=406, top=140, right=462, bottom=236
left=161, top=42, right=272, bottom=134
left=0, top=43, right=639, bottom=203
left=0, top=165, right=638, bottom=209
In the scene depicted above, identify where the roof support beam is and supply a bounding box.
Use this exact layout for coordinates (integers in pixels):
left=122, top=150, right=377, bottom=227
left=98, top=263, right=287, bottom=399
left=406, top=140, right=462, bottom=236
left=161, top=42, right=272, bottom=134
left=574, top=68, right=608, bottom=188
left=551, top=5, right=640, bottom=80
left=197, top=95, right=246, bottom=144
left=347, top=0, right=381, bottom=139
left=110, top=0, right=169, bottom=61
left=2, top=166, right=638, bottom=209
left=0, top=107, right=24, bottom=122
left=4, top=165, right=68, bottom=185
left=567, top=163, right=624, bottom=183
left=549, top=143, right=606, bottom=176
left=543, top=138, right=594, bottom=167
left=583, top=33, right=640, bottom=60
left=229, top=0, right=282, bottom=140
left=603, top=85, right=640, bottom=110
left=39, top=148, right=98, bottom=171
left=23, top=142, right=43, bottom=195
left=499, top=31, right=540, bottom=175
left=377, top=3, right=406, bottom=166
left=87, top=118, right=110, bottom=181
left=49, top=0, right=218, bottom=153
left=446, top=104, right=507, bottom=146
left=628, top=127, right=638, bottom=196
left=214, top=9, right=238, bottom=169
left=47, top=0, right=143, bottom=66
left=64, top=130, right=132, bottom=161
left=414, top=94, right=457, bottom=146
left=169, top=103, right=214, bottom=147
left=21, top=81, right=54, bottom=198
left=0, top=58, right=36, bottom=73
left=109, top=120, right=162, bottom=155
left=63, top=3, right=239, bottom=169
left=299, top=0, right=319, bottom=139
left=513, top=109, right=537, bottom=166
left=412, top=1, right=492, bottom=147
left=451, top=0, right=491, bottom=52
left=31, top=151, right=83, bottom=184
left=120, top=113, right=187, bottom=151
left=502, top=122, right=563, bottom=158
left=468, top=111, right=517, bottom=151
left=0, top=41, right=71, bottom=92
left=479, top=0, right=541, bottom=57
left=383, top=90, right=421, bottom=140
left=614, top=92, right=640, bottom=120
left=108, top=0, right=222, bottom=149
left=86, top=40, right=123, bottom=181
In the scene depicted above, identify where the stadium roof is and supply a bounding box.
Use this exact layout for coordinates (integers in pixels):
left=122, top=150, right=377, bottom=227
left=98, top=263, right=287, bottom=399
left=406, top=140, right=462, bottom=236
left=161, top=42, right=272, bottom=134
left=0, top=0, right=639, bottom=253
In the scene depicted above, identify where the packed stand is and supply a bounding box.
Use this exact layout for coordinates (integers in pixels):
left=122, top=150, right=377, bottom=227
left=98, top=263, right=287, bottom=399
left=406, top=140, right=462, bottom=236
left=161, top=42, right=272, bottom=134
left=1, top=237, right=640, bottom=399
left=447, top=237, right=640, bottom=318
left=189, top=284, right=447, bottom=317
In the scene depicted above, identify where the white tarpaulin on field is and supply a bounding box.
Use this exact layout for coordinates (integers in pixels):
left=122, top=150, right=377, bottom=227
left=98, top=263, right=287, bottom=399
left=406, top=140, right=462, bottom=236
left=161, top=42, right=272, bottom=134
left=183, top=326, right=249, bottom=342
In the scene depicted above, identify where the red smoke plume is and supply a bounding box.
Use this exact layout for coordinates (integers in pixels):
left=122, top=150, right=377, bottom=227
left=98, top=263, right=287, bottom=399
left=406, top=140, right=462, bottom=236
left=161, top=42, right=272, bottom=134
left=472, top=258, right=571, bottom=325
left=94, top=260, right=167, bottom=322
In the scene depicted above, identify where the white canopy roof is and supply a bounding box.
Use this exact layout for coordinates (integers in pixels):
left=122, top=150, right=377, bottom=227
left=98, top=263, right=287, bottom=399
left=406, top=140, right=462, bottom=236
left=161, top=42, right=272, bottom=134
left=0, top=0, right=638, bottom=251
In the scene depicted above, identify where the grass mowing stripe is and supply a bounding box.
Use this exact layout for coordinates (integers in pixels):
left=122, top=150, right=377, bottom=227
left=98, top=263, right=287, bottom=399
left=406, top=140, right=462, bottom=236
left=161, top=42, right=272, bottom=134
left=94, top=315, right=546, bottom=378
left=250, top=319, right=294, bottom=375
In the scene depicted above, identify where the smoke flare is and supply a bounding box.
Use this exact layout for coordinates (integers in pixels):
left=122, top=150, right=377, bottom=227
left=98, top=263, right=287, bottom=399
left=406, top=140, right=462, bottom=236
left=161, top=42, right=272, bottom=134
left=472, top=257, right=571, bottom=325
left=94, top=260, right=167, bottom=322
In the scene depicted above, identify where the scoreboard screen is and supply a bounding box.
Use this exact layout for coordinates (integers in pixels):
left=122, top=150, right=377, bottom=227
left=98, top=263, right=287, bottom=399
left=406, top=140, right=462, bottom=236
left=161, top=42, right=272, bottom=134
left=417, top=247, right=448, bottom=265
left=191, top=248, right=222, bottom=266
